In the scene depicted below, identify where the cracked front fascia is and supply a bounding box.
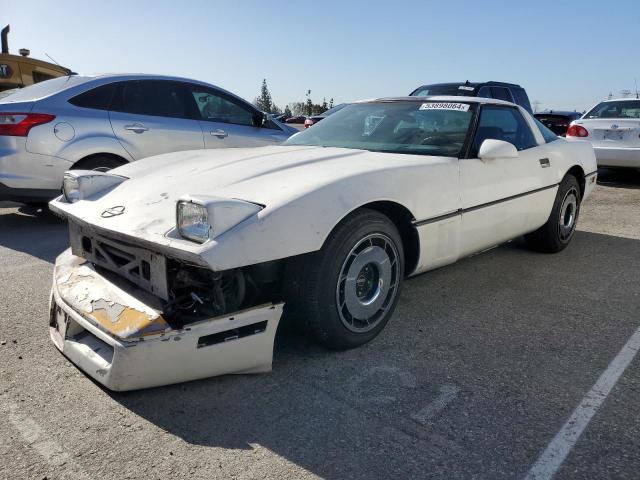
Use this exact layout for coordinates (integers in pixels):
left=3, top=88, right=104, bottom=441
left=54, top=250, right=171, bottom=341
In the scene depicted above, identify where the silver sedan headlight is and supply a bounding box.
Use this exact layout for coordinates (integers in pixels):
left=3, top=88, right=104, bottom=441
left=176, top=196, right=264, bottom=244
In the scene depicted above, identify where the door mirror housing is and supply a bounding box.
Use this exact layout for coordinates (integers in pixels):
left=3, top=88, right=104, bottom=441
left=478, top=139, right=519, bottom=160
left=253, top=112, right=267, bottom=128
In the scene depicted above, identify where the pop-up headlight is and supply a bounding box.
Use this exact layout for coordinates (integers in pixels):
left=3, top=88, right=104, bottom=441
left=62, top=170, right=127, bottom=203
left=176, top=196, right=263, bottom=244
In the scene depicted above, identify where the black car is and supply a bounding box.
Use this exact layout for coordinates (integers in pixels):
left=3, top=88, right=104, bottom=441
left=410, top=81, right=533, bottom=113
left=534, top=110, right=582, bottom=137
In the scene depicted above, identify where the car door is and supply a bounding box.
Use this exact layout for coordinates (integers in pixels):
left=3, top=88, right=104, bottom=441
left=108, top=80, right=204, bottom=160
left=459, top=105, right=555, bottom=256
left=186, top=84, right=286, bottom=148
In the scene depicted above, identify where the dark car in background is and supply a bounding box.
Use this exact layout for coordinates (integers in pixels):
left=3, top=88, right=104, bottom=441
left=285, top=115, right=306, bottom=124
left=410, top=81, right=533, bottom=113
left=304, top=103, right=348, bottom=128
left=534, top=110, right=582, bottom=136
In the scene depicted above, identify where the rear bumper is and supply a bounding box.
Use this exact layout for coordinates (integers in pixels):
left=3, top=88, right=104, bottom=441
left=50, top=248, right=283, bottom=391
left=0, top=137, right=72, bottom=192
left=593, top=147, right=640, bottom=168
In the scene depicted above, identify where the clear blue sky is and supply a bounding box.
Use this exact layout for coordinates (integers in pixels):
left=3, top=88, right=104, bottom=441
left=2, top=0, right=638, bottom=111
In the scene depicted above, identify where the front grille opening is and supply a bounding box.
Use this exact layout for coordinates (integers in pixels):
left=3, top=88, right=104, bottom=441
left=141, top=261, right=151, bottom=281
left=197, top=320, right=268, bottom=348
left=100, top=243, right=134, bottom=268
left=81, top=236, right=92, bottom=254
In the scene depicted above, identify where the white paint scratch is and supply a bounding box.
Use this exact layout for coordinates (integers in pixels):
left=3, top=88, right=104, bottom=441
left=524, top=325, right=640, bottom=480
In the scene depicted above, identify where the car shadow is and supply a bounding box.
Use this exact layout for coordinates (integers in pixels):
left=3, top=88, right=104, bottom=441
left=107, top=230, right=640, bottom=479
left=597, top=167, right=640, bottom=189
left=0, top=201, right=68, bottom=263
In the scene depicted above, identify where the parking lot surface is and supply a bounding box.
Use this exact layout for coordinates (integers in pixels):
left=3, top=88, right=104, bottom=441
left=1, top=169, right=639, bottom=480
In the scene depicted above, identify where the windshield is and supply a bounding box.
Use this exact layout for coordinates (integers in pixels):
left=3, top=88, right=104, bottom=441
left=411, top=84, right=475, bottom=97
left=319, top=103, right=348, bottom=117
left=284, top=101, right=475, bottom=157
left=585, top=100, right=640, bottom=119
left=0, top=76, right=91, bottom=103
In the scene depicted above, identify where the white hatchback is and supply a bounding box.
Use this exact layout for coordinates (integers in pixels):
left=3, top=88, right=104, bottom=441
left=566, top=98, right=640, bottom=169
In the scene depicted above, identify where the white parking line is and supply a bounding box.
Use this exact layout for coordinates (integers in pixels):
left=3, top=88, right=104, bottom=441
left=524, top=325, right=640, bottom=480
left=1, top=400, right=93, bottom=479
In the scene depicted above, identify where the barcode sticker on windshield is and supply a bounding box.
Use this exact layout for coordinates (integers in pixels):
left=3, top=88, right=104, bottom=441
left=458, top=85, right=475, bottom=91
left=419, top=102, right=470, bottom=112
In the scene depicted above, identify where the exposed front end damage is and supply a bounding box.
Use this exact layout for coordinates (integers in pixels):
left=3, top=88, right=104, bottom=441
left=50, top=246, right=283, bottom=391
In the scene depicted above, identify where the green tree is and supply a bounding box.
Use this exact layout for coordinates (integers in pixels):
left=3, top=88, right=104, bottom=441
left=329, top=98, right=334, bottom=109
left=283, top=105, right=292, bottom=118
left=305, top=90, right=313, bottom=116
left=255, top=79, right=274, bottom=112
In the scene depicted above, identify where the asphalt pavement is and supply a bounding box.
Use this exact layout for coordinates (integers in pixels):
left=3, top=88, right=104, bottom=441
left=1, top=168, right=639, bottom=480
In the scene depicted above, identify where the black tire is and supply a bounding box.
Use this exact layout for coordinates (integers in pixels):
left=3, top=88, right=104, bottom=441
left=71, top=155, right=126, bottom=172
left=525, top=174, right=581, bottom=253
left=284, top=209, right=404, bottom=350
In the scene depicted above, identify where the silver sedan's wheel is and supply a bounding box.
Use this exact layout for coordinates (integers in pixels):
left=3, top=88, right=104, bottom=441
left=336, top=233, right=400, bottom=333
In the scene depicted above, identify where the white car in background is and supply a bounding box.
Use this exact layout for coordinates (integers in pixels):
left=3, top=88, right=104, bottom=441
left=49, top=96, right=597, bottom=390
left=566, top=98, right=640, bottom=169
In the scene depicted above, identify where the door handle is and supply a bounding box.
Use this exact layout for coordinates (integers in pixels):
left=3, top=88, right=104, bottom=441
left=539, top=158, right=550, bottom=168
left=210, top=129, right=228, bottom=138
left=124, top=123, right=148, bottom=133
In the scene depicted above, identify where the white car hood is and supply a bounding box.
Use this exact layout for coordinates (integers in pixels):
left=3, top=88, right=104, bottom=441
left=52, top=145, right=447, bottom=250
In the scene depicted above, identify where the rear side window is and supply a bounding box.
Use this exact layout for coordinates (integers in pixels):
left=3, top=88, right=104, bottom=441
left=490, top=87, right=514, bottom=102
left=111, top=80, right=196, bottom=119
left=471, top=106, right=537, bottom=157
left=69, top=83, right=116, bottom=110
left=533, top=118, right=559, bottom=143
left=477, top=86, right=492, bottom=98
left=512, top=88, right=532, bottom=113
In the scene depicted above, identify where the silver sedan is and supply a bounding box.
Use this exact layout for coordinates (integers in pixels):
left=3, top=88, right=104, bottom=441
left=0, top=74, right=297, bottom=203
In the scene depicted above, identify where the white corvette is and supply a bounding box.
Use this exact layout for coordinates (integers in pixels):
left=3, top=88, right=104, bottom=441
left=49, top=96, right=597, bottom=390
left=566, top=98, right=640, bottom=169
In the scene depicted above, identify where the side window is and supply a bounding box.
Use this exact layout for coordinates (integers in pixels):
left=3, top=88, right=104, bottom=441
left=534, top=118, right=559, bottom=143
left=112, top=80, right=195, bottom=119
left=189, top=87, right=256, bottom=127
left=512, top=88, right=533, bottom=113
left=471, top=106, right=537, bottom=157
left=69, top=83, right=116, bottom=110
left=477, top=86, right=492, bottom=98
left=490, top=87, right=514, bottom=102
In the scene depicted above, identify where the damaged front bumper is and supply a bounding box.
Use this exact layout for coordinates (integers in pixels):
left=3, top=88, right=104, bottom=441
left=50, top=249, right=283, bottom=391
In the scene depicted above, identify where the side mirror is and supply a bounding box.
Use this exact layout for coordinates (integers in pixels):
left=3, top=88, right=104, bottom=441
left=478, top=139, right=519, bottom=160
left=253, top=112, right=267, bottom=128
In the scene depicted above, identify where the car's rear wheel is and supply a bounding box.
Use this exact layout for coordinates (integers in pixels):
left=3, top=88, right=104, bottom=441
left=284, top=209, right=404, bottom=350
left=71, top=155, right=126, bottom=172
left=525, top=174, right=581, bottom=253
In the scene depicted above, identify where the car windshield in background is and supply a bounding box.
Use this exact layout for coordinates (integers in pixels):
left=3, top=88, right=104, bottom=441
left=285, top=101, right=474, bottom=157
left=411, top=85, right=474, bottom=97
left=319, top=103, right=348, bottom=116
left=585, top=100, right=640, bottom=119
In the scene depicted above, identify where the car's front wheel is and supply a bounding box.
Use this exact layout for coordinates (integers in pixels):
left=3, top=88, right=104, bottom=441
left=285, top=209, right=405, bottom=350
left=525, top=174, right=581, bottom=253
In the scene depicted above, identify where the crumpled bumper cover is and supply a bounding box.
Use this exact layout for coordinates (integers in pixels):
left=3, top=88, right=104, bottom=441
left=50, top=248, right=283, bottom=391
